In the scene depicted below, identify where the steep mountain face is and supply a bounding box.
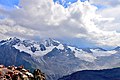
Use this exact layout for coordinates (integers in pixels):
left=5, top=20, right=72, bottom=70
left=0, top=40, right=39, bottom=71
left=0, top=37, right=120, bottom=80
left=58, top=68, right=120, bottom=80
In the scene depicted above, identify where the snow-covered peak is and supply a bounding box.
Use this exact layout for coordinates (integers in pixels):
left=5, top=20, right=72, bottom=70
left=0, top=37, right=61, bottom=47
left=0, top=37, right=21, bottom=46
left=0, top=37, right=118, bottom=62
left=114, top=46, right=120, bottom=51
left=44, top=38, right=60, bottom=47
left=3, top=37, right=63, bottom=57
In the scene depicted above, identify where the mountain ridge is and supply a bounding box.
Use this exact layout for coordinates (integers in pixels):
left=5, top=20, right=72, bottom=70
left=58, top=67, right=120, bottom=80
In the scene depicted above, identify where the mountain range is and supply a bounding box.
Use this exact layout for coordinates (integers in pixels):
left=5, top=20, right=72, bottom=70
left=0, top=37, right=120, bottom=80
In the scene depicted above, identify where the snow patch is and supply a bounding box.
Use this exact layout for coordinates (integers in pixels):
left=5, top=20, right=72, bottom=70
left=90, top=49, right=117, bottom=57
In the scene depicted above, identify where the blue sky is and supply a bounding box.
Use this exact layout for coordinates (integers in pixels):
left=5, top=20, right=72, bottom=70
left=0, top=0, right=88, bottom=8
left=0, top=0, right=105, bottom=10
left=0, top=0, right=19, bottom=8
left=54, top=0, right=87, bottom=7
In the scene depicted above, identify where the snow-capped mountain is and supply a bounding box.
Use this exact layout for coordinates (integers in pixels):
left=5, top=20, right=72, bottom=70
left=1, top=37, right=116, bottom=62
left=0, top=37, right=120, bottom=80
left=113, top=46, right=120, bottom=51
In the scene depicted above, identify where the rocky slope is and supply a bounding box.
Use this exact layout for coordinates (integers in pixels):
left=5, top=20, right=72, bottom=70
left=0, top=65, right=45, bottom=80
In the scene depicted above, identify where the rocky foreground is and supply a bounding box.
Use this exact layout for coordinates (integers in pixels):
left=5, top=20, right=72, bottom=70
left=0, top=65, right=46, bottom=80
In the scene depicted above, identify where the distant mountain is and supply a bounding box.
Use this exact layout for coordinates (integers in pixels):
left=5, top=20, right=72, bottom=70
left=114, top=46, right=120, bottom=51
left=58, top=67, right=120, bottom=80
left=0, top=37, right=120, bottom=80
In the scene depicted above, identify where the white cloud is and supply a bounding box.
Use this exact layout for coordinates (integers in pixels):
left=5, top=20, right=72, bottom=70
left=0, top=0, right=120, bottom=47
left=96, top=5, right=120, bottom=33
left=90, top=0, right=120, bottom=7
left=0, top=18, right=40, bottom=39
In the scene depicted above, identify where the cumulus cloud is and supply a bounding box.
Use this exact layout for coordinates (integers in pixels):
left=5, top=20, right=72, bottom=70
left=1, top=0, right=91, bottom=38
left=98, top=5, right=120, bottom=31
left=0, top=18, right=40, bottom=39
left=0, top=0, right=120, bottom=47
